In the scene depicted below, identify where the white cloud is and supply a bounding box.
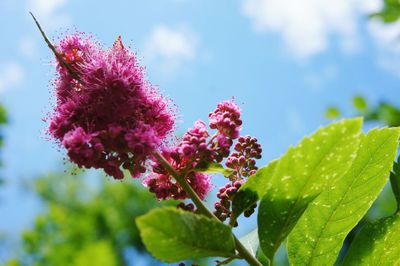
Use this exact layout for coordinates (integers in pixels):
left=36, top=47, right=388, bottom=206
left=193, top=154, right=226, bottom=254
left=241, top=0, right=400, bottom=78
left=27, top=0, right=71, bottom=29
left=0, top=63, right=24, bottom=93
left=241, top=0, right=381, bottom=59
left=143, top=25, right=199, bottom=75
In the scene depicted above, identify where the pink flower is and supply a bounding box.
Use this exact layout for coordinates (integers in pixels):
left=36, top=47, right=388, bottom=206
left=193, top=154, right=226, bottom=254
left=178, top=120, right=211, bottom=160
left=143, top=101, right=244, bottom=200
left=144, top=148, right=212, bottom=200
left=144, top=172, right=211, bottom=201
left=48, top=34, right=175, bottom=179
left=62, top=127, right=103, bottom=169
left=209, top=100, right=242, bottom=139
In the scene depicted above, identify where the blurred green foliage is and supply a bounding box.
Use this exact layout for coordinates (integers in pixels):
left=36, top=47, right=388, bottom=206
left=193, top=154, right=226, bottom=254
left=370, top=0, right=400, bottom=23
left=326, top=95, right=400, bottom=127
left=324, top=107, right=341, bottom=119
left=6, top=170, right=177, bottom=266
left=0, top=103, right=7, bottom=183
left=352, top=96, right=368, bottom=112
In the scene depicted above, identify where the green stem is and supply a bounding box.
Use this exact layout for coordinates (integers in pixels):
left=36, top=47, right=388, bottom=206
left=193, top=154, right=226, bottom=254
left=228, top=215, right=238, bottom=228
left=30, top=12, right=83, bottom=84
left=153, top=152, right=263, bottom=266
left=153, top=152, right=212, bottom=218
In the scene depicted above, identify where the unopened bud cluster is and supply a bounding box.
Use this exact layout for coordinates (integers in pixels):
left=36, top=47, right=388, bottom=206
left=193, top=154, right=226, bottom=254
left=214, top=181, right=243, bottom=223
left=214, top=136, right=262, bottom=222
left=226, top=136, right=262, bottom=177
left=209, top=100, right=242, bottom=139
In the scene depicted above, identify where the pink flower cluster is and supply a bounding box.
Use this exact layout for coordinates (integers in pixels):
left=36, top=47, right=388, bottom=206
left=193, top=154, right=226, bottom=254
left=144, top=120, right=217, bottom=200
left=45, top=32, right=263, bottom=214
left=48, top=34, right=175, bottom=179
left=144, top=147, right=212, bottom=200
left=144, top=99, right=261, bottom=202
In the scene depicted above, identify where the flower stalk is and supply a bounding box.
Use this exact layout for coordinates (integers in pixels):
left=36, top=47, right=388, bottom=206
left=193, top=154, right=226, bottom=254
left=153, top=152, right=263, bottom=266
left=30, top=12, right=82, bottom=83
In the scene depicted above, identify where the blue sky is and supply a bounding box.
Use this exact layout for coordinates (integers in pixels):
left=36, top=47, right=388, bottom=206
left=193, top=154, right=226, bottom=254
left=1, top=0, right=400, bottom=262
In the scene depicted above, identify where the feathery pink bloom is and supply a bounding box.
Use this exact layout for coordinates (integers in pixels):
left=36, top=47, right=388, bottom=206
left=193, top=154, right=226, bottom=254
left=48, top=34, right=175, bottom=179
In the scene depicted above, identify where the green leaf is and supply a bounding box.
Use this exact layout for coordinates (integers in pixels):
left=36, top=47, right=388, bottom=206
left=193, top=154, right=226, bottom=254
left=256, top=249, right=270, bottom=266
left=194, top=162, right=234, bottom=177
left=325, top=107, right=341, bottom=119
left=73, top=241, right=119, bottom=266
left=352, top=96, right=368, bottom=111
left=136, top=207, right=236, bottom=262
left=343, top=214, right=400, bottom=265
left=0, top=104, right=6, bottom=125
left=377, top=103, right=400, bottom=127
left=258, top=118, right=363, bottom=261
left=232, top=160, right=278, bottom=217
left=287, top=128, right=400, bottom=265
left=390, top=155, right=400, bottom=212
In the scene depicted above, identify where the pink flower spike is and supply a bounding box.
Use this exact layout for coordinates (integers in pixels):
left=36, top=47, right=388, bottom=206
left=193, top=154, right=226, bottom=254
left=47, top=34, right=176, bottom=179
